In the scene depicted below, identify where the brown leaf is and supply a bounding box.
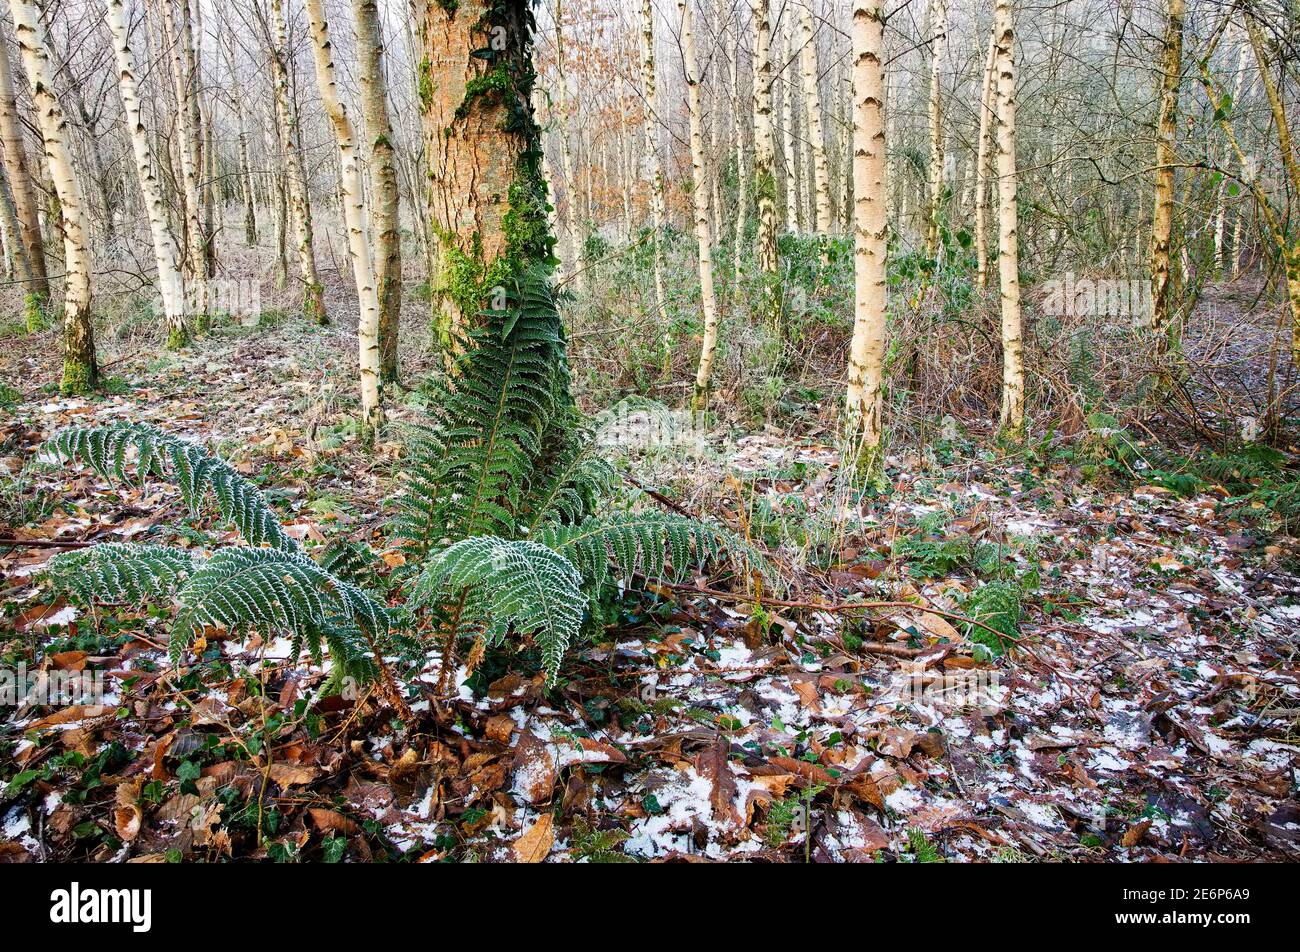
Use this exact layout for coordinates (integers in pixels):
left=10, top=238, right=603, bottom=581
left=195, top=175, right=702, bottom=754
left=50, top=650, right=89, bottom=671
left=113, top=779, right=142, bottom=842
left=267, top=763, right=319, bottom=788
left=485, top=715, right=515, bottom=744
left=307, top=808, right=359, bottom=835
left=1121, top=819, right=1152, bottom=848
left=695, top=738, right=740, bottom=826
left=512, top=731, right=557, bottom=804
left=513, top=813, right=554, bottom=863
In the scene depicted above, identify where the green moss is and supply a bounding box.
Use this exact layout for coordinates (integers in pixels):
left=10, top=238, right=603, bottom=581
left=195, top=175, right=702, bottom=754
left=23, top=292, right=46, bottom=333
left=165, top=325, right=191, bottom=350
left=303, top=283, right=328, bottom=326
left=455, top=65, right=512, bottom=121
left=418, top=58, right=435, bottom=111
left=60, top=356, right=97, bottom=396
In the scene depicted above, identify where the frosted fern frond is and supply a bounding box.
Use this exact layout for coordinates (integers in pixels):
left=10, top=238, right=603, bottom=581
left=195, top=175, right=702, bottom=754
left=42, top=423, right=296, bottom=551
left=540, top=511, right=779, bottom=592
left=170, top=548, right=390, bottom=665
left=539, top=512, right=720, bottom=589
left=46, top=543, right=202, bottom=605
left=410, top=536, right=584, bottom=685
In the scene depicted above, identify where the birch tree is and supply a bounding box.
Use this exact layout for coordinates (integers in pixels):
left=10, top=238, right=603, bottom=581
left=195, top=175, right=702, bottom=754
left=105, top=0, right=189, bottom=349
left=0, top=21, right=45, bottom=312
left=798, top=0, right=832, bottom=236
left=353, top=0, right=402, bottom=384
left=9, top=0, right=97, bottom=393
left=750, top=0, right=779, bottom=327
left=304, top=0, right=382, bottom=440
left=1148, top=0, right=1184, bottom=353
left=973, top=26, right=996, bottom=289
left=160, top=0, right=208, bottom=326
left=270, top=0, right=326, bottom=324
left=679, top=0, right=719, bottom=413
left=638, top=0, right=668, bottom=360
left=924, top=0, right=948, bottom=258
left=994, top=0, right=1023, bottom=439
left=554, top=0, right=584, bottom=295
left=845, top=0, right=887, bottom=471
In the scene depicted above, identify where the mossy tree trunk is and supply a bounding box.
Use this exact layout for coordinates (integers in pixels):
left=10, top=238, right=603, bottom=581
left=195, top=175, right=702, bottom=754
left=420, top=0, right=553, bottom=350
left=10, top=0, right=96, bottom=393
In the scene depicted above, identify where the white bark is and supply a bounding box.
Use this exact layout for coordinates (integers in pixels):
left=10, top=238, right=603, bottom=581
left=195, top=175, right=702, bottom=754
left=798, top=0, right=832, bottom=235
left=679, top=0, right=720, bottom=413
left=105, top=0, right=188, bottom=347
left=303, top=0, right=382, bottom=439
left=845, top=0, right=887, bottom=467
left=994, top=0, right=1023, bottom=438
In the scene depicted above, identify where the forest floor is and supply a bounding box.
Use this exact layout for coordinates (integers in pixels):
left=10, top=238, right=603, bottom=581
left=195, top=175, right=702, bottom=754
left=1, top=312, right=1298, bottom=863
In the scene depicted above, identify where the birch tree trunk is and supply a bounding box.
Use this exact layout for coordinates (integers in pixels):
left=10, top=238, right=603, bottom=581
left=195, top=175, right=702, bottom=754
left=730, top=28, right=749, bottom=300
left=1148, top=0, right=1183, bottom=353
left=679, top=0, right=720, bottom=413
left=159, top=0, right=208, bottom=326
left=1243, top=16, right=1300, bottom=367
left=304, top=0, right=382, bottom=440
left=798, top=0, right=832, bottom=236
left=0, top=22, right=46, bottom=304
left=750, top=0, right=779, bottom=328
left=554, top=0, right=585, bottom=295
left=780, top=23, right=800, bottom=235
left=638, top=0, right=669, bottom=363
left=974, top=27, right=996, bottom=289
left=924, top=0, right=949, bottom=259
left=845, top=0, right=888, bottom=473
left=270, top=0, right=326, bottom=323
left=9, top=0, right=96, bottom=393
left=353, top=0, right=402, bottom=384
left=105, top=0, right=190, bottom=349
left=994, top=0, right=1023, bottom=439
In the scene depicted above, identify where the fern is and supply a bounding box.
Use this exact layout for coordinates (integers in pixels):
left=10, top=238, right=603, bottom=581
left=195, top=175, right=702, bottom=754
left=540, top=512, right=722, bottom=589
left=392, top=266, right=571, bottom=550
left=37, top=264, right=760, bottom=694
left=46, top=543, right=201, bottom=605
left=42, top=422, right=297, bottom=551
left=410, top=536, right=584, bottom=683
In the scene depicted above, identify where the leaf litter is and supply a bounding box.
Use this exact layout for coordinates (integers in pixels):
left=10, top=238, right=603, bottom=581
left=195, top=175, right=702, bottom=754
left=1, top=321, right=1297, bottom=863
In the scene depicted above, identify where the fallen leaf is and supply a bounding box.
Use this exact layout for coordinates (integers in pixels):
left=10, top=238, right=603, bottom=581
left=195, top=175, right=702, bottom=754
left=513, top=813, right=554, bottom=863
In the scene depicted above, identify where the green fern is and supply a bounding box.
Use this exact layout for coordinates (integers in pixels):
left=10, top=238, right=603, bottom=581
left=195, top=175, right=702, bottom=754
left=540, top=512, right=722, bottom=589
left=38, top=266, right=761, bottom=693
left=41, top=422, right=297, bottom=551
left=410, top=536, right=584, bottom=683
left=45, top=543, right=200, bottom=605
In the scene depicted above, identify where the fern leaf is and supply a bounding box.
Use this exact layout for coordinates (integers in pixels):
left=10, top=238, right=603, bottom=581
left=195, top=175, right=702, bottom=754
left=410, top=536, right=584, bottom=685
left=42, top=423, right=296, bottom=552
left=170, top=548, right=389, bottom=665
left=46, top=543, right=202, bottom=605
